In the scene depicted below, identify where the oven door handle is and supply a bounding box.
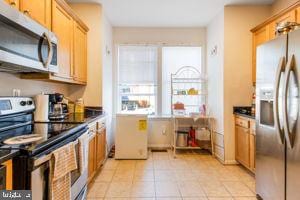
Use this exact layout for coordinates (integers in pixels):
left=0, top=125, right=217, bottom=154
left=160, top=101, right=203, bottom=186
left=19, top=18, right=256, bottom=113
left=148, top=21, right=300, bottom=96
left=33, top=139, right=80, bottom=167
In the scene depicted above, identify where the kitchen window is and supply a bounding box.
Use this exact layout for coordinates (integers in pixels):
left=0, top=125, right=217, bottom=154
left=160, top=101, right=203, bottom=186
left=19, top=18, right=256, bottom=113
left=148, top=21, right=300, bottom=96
left=117, top=46, right=158, bottom=114
left=117, top=45, right=202, bottom=115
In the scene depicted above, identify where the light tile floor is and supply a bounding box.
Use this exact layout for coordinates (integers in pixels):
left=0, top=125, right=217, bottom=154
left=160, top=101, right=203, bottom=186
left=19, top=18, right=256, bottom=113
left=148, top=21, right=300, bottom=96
left=87, top=150, right=256, bottom=200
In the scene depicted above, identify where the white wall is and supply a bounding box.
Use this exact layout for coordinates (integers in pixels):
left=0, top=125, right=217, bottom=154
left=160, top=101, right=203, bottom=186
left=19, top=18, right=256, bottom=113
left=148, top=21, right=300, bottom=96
left=206, top=10, right=225, bottom=161
left=148, top=118, right=172, bottom=148
left=102, top=13, right=114, bottom=150
left=0, top=73, right=70, bottom=97
left=223, top=5, right=271, bottom=163
left=206, top=5, right=271, bottom=163
left=69, top=3, right=103, bottom=107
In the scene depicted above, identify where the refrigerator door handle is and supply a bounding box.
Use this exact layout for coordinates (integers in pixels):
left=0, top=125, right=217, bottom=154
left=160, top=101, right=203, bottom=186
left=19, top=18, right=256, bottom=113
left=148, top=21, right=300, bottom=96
left=283, top=55, right=299, bottom=149
left=274, top=57, right=286, bottom=144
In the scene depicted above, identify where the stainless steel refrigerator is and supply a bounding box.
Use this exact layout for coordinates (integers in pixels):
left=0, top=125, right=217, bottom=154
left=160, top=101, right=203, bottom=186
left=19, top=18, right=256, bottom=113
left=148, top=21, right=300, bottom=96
left=256, top=28, right=300, bottom=200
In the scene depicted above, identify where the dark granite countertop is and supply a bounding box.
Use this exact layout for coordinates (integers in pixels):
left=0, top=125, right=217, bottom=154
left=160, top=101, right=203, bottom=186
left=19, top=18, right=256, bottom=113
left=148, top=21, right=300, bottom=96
left=0, top=149, right=19, bottom=164
left=50, top=107, right=106, bottom=124
left=233, top=106, right=255, bottom=119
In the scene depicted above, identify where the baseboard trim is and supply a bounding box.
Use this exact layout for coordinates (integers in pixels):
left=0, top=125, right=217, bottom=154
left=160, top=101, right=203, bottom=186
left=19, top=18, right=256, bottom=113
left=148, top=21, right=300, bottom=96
left=148, top=144, right=171, bottom=149
left=223, top=159, right=239, bottom=165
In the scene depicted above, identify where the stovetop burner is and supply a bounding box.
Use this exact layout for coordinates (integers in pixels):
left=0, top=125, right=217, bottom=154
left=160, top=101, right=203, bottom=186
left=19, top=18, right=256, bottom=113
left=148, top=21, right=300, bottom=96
left=3, top=134, right=43, bottom=145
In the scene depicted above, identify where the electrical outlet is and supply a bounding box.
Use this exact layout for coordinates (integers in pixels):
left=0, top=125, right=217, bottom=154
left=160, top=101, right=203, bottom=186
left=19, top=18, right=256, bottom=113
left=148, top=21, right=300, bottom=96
left=12, top=89, right=21, bottom=97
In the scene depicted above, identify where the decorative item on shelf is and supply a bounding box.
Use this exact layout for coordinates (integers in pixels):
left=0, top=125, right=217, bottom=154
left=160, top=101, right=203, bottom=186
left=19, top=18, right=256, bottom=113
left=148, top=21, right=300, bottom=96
left=173, top=102, right=185, bottom=110
left=188, top=88, right=198, bottom=95
left=171, top=66, right=207, bottom=115
left=188, top=126, right=198, bottom=147
left=176, top=130, right=189, bottom=147
left=199, top=104, right=206, bottom=116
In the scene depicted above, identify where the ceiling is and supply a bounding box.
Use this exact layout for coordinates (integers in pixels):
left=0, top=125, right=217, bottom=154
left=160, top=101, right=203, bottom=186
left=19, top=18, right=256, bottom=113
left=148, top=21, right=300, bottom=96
left=67, top=0, right=274, bottom=27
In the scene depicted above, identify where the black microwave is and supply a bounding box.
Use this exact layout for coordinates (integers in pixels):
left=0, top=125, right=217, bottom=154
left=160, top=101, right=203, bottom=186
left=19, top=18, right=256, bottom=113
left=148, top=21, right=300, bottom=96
left=0, top=0, right=58, bottom=73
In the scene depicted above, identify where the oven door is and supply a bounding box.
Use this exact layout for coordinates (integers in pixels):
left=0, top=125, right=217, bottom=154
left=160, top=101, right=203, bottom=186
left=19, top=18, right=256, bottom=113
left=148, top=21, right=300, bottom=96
left=71, top=138, right=88, bottom=200
left=0, top=0, right=58, bottom=73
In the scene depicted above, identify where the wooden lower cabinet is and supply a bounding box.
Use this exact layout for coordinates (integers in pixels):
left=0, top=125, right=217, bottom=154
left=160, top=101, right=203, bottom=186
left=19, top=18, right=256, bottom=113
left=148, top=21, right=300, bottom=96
left=236, top=126, right=250, bottom=167
left=2, top=160, right=13, bottom=190
left=250, top=134, right=256, bottom=171
left=88, top=120, right=106, bottom=183
left=96, top=129, right=106, bottom=169
left=88, top=134, right=96, bottom=180
left=235, top=116, right=256, bottom=173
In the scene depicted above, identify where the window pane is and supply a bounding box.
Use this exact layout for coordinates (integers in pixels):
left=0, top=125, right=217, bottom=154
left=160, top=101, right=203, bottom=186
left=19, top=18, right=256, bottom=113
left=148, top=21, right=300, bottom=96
left=162, top=47, right=202, bottom=115
left=118, top=46, right=158, bottom=114
left=118, top=46, right=157, bottom=84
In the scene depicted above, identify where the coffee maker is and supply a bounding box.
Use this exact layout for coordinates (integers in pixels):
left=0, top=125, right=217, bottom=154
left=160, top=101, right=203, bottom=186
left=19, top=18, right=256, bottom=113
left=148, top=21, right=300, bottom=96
left=48, top=93, right=68, bottom=120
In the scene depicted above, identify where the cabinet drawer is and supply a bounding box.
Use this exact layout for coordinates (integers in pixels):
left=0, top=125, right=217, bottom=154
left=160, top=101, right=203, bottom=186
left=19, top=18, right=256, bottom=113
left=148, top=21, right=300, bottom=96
left=235, top=117, right=250, bottom=128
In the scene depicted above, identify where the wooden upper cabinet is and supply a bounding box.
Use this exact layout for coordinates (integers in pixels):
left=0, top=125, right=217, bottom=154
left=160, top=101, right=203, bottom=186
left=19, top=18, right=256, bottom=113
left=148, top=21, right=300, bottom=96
left=4, top=0, right=19, bottom=9
left=73, top=22, right=87, bottom=84
left=20, top=0, right=51, bottom=29
left=269, top=10, right=297, bottom=40
left=297, top=7, right=300, bottom=23
left=52, top=0, right=73, bottom=80
left=252, top=26, right=269, bottom=83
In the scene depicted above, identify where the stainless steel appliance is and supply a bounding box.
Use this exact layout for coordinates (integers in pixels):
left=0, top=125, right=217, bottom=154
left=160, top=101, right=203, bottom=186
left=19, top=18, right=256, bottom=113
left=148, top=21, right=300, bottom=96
left=256, top=26, right=300, bottom=200
left=48, top=93, right=68, bottom=120
left=0, top=0, right=58, bottom=73
left=0, top=97, right=88, bottom=200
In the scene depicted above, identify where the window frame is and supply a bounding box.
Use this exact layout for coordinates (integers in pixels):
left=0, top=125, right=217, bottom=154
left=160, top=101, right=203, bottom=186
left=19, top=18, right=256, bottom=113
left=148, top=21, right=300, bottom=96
left=114, top=44, right=204, bottom=116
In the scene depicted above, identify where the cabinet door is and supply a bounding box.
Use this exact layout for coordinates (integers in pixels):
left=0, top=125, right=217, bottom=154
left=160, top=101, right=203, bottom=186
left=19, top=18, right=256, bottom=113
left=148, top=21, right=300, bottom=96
left=236, top=126, right=250, bottom=168
left=88, top=135, right=96, bottom=179
left=250, top=134, right=256, bottom=172
left=52, top=0, right=73, bottom=80
left=4, top=0, right=19, bottom=9
left=73, top=22, right=87, bottom=83
left=101, top=129, right=106, bottom=161
left=3, top=160, right=13, bottom=190
left=95, top=133, right=102, bottom=168
left=252, top=26, right=269, bottom=83
left=297, top=7, right=300, bottom=23
left=269, top=9, right=297, bottom=40
left=20, top=0, right=51, bottom=29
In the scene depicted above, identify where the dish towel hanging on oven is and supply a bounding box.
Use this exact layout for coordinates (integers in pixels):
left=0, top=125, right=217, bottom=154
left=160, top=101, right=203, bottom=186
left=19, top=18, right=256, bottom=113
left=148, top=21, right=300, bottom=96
left=78, top=131, right=89, bottom=174
left=50, top=142, right=77, bottom=200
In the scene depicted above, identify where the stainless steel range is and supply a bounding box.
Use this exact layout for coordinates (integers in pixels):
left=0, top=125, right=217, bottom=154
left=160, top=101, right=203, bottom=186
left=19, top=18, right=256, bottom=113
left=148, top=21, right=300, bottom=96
left=0, top=97, right=88, bottom=200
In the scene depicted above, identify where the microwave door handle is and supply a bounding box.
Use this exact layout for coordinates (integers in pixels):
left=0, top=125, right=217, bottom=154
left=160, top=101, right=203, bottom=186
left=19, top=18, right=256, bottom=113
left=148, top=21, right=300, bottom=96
left=42, top=32, right=53, bottom=68
left=274, top=57, right=285, bottom=144
left=283, top=55, right=298, bottom=149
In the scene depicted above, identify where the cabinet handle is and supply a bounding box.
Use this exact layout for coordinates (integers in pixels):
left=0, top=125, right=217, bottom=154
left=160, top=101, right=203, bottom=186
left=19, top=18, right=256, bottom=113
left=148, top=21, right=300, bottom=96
left=23, top=10, right=30, bottom=15
left=10, top=1, right=16, bottom=6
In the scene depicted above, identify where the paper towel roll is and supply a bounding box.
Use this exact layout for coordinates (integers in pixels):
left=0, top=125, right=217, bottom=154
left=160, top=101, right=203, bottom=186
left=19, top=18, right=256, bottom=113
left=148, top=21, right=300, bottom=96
left=34, top=94, right=49, bottom=122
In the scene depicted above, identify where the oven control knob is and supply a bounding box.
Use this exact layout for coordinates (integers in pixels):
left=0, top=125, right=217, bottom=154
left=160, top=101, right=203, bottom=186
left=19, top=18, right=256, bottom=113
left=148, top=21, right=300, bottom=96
left=20, top=101, right=26, bottom=106
left=27, top=100, right=33, bottom=105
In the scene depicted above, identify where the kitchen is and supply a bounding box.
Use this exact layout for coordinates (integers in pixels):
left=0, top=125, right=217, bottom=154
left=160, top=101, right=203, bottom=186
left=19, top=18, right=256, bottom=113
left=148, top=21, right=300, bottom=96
left=0, top=0, right=299, bottom=200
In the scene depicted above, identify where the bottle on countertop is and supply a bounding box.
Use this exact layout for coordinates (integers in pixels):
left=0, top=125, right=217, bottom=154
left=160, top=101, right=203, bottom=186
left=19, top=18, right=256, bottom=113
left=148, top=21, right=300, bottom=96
left=251, top=92, right=256, bottom=115
left=75, top=98, right=85, bottom=113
